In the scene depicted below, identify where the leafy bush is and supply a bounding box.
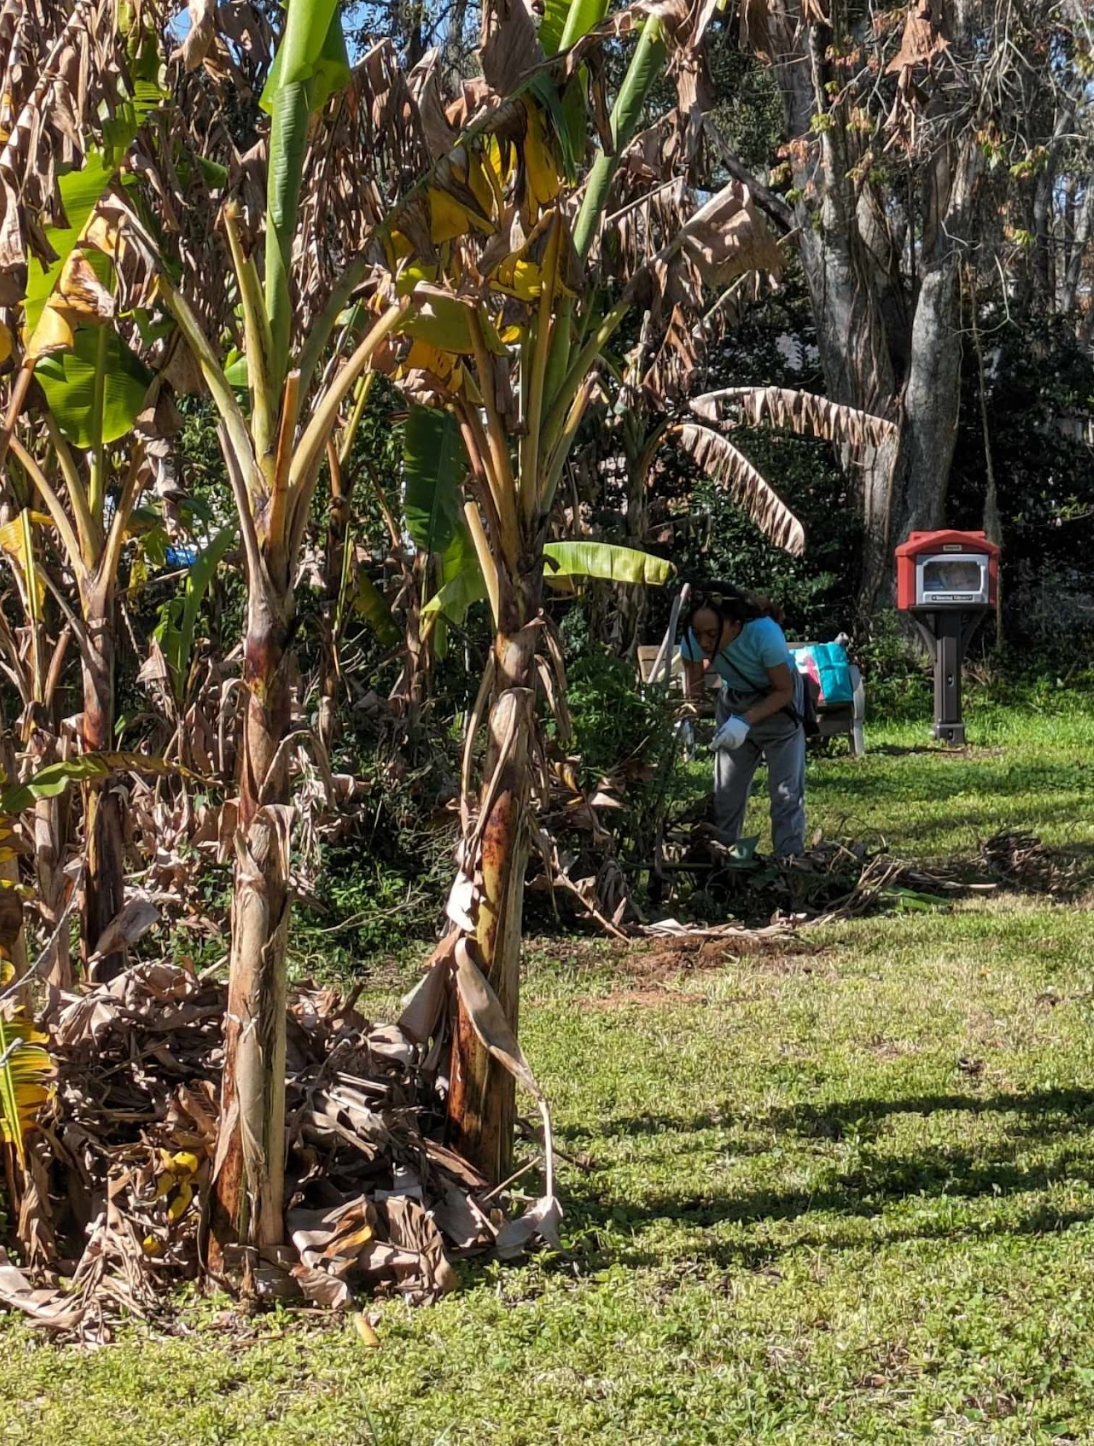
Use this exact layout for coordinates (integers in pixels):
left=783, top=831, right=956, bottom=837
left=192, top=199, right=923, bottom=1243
left=854, top=608, right=933, bottom=722
left=560, top=647, right=676, bottom=780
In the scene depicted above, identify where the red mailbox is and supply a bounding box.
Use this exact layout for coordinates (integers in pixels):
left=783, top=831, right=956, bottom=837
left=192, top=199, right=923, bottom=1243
left=895, top=530, right=1000, bottom=747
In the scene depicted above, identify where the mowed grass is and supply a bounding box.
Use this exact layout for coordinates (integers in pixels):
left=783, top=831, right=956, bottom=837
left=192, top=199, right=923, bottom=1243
left=682, top=690, right=1094, bottom=860
left=6, top=699, right=1094, bottom=1445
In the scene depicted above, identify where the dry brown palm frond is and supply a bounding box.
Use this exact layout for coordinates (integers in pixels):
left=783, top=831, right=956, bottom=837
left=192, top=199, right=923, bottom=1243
left=0, top=0, right=104, bottom=285
left=692, top=386, right=898, bottom=451
left=669, top=420, right=806, bottom=555
left=0, top=0, right=182, bottom=286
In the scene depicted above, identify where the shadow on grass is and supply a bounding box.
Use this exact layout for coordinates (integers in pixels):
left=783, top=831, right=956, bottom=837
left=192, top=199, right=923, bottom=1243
left=558, top=1086, right=1094, bottom=1147
left=565, top=1149, right=1094, bottom=1273
left=559, top=1086, right=1094, bottom=1272
left=839, top=743, right=955, bottom=759
left=764, top=1084, right=1094, bottom=1139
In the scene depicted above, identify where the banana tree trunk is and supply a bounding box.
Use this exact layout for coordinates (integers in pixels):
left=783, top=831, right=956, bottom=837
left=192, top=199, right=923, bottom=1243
left=81, top=596, right=125, bottom=982
left=36, top=791, right=70, bottom=990
left=446, top=606, right=538, bottom=1182
left=209, top=572, right=293, bottom=1272
left=0, top=732, right=28, bottom=984
left=318, top=461, right=354, bottom=754
left=32, top=725, right=71, bottom=993
left=391, top=552, right=429, bottom=727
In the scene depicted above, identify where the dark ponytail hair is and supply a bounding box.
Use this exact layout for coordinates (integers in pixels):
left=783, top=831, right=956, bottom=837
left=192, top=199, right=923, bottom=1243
left=685, top=582, right=783, bottom=633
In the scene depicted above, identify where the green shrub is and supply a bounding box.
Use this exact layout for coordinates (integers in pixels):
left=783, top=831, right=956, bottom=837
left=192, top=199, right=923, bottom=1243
left=560, top=648, right=676, bottom=780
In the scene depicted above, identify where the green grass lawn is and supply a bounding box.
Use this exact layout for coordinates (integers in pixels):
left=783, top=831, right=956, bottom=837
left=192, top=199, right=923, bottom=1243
left=686, top=692, right=1094, bottom=861
left=6, top=699, right=1094, bottom=1445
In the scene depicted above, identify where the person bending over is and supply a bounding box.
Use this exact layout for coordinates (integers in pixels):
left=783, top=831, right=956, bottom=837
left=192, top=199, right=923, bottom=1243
left=680, top=586, right=806, bottom=857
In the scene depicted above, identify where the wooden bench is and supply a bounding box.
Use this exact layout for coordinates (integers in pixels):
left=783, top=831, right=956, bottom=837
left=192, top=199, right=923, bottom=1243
left=637, top=639, right=866, bottom=757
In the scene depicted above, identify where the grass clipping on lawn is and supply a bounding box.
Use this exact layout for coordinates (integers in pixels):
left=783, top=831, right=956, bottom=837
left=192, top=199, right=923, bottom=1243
left=0, top=945, right=556, bottom=1340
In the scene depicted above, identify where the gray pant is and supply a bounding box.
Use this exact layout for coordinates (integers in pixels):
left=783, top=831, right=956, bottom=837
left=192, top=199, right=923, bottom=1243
left=714, top=685, right=806, bottom=857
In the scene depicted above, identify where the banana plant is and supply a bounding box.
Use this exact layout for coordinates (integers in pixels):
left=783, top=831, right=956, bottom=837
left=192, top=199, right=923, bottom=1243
left=422, top=537, right=678, bottom=625
left=0, top=499, right=72, bottom=989
left=152, top=0, right=413, bottom=1268
left=1, top=58, right=182, bottom=981
left=0, top=795, right=50, bottom=1174
left=369, top=2, right=788, bottom=1181
left=149, top=522, right=239, bottom=773
left=318, top=367, right=378, bottom=750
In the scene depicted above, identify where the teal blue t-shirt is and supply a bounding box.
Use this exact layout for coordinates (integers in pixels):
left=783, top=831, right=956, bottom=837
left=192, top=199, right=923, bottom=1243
left=680, top=615, right=794, bottom=694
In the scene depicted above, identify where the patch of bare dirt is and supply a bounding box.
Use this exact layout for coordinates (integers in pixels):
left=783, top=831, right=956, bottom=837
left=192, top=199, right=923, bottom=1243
left=596, top=937, right=832, bottom=990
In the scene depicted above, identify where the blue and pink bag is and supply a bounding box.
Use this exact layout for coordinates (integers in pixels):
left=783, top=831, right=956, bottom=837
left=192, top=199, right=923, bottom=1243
left=790, top=641, right=854, bottom=708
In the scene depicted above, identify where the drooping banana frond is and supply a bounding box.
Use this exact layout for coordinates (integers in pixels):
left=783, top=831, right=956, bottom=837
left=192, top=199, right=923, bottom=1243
left=543, top=540, right=677, bottom=591
left=0, top=1010, right=51, bottom=1168
left=670, top=420, right=806, bottom=557
left=422, top=539, right=677, bottom=623
left=692, top=386, right=898, bottom=451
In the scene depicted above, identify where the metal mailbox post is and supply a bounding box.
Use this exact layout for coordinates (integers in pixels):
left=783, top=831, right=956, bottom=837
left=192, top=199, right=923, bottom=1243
left=895, top=530, right=1000, bottom=746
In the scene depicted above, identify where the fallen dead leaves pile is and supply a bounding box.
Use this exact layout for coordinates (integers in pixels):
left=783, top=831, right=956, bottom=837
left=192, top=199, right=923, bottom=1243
left=651, top=824, right=996, bottom=928
left=1, top=956, right=556, bottom=1340
left=979, top=829, right=1086, bottom=896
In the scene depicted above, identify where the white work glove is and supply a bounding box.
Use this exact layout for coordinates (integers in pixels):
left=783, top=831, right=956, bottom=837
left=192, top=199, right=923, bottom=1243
left=711, top=715, right=750, bottom=751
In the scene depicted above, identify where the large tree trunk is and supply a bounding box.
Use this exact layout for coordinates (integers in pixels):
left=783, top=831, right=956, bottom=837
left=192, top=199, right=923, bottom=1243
left=764, top=7, right=979, bottom=617
left=209, top=569, right=293, bottom=1274
left=446, top=605, right=538, bottom=1182
left=81, top=595, right=125, bottom=981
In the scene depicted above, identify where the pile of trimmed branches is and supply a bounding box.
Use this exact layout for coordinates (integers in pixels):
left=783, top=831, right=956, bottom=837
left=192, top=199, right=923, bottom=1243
left=1, top=957, right=554, bottom=1340
left=650, top=821, right=994, bottom=928
left=979, top=829, right=1085, bottom=895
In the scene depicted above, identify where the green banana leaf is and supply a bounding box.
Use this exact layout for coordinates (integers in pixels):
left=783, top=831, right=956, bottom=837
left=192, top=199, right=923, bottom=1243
left=153, top=524, right=238, bottom=703
left=261, top=0, right=351, bottom=381
left=543, top=541, right=675, bottom=588
left=403, top=289, right=507, bottom=357
left=573, top=15, right=665, bottom=260
left=421, top=533, right=489, bottom=628
left=422, top=540, right=675, bottom=624
left=0, top=752, right=200, bottom=815
left=224, top=351, right=249, bottom=389
left=403, top=405, right=466, bottom=556
left=259, top=0, right=349, bottom=113
left=538, top=0, right=609, bottom=55
left=102, top=26, right=168, bottom=163
left=35, top=327, right=153, bottom=448
left=25, top=38, right=164, bottom=342
left=431, top=522, right=481, bottom=655
left=24, top=150, right=116, bottom=342
left=352, top=567, right=400, bottom=647
left=538, top=0, right=610, bottom=170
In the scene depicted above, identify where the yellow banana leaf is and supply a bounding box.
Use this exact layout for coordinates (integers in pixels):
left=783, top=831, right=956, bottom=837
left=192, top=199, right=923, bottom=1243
left=0, top=1012, right=52, bottom=1168
left=0, top=510, right=51, bottom=618
left=428, top=146, right=500, bottom=243
left=491, top=211, right=582, bottom=301
left=428, top=186, right=477, bottom=245
left=521, top=99, right=562, bottom=225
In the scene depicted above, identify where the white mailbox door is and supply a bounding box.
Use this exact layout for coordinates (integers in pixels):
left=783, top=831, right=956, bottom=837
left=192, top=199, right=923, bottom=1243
left=916, top=553, right=989, bottom=605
